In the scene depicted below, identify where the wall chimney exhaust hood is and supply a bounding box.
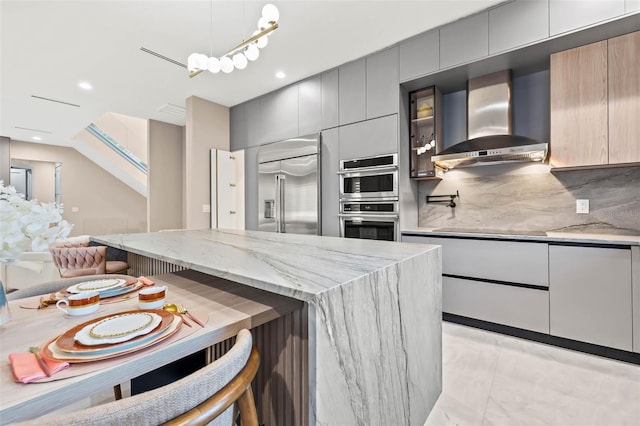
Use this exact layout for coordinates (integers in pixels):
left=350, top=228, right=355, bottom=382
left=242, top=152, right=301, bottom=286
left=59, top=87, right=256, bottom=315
left=431, top=70, right=548, bottom=170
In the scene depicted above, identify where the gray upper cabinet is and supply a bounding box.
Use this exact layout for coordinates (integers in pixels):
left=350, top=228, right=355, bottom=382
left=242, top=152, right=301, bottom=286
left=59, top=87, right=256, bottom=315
left=243, top=146, right=259, bottom=231
left=489, top=0, right=549, bottom=54
left=245, top=98, right=262, bottom=148
left=399, top=30, right=439, bottom=82
left=321, top=128, right=340, bottom=237
left=230, top=103, right=246, bottom=150
left=366, top=47, right=399, bottom=119
left=338, top=114, right=397, bottom=160
left=549, top=245, right=632, bottom=352
left=260, top=85, right=299, bottom=143
left=440, top=11, right=489, bottom=69
left=321, top=68, right=339, bottom=130
left=338, top=58, right=366, bottom=125
left=550, top=0, right=625, bottom=36
left=298, top=75, right=322, bottom=136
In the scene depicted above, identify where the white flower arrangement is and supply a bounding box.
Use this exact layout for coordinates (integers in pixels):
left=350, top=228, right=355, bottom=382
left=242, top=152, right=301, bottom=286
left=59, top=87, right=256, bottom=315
left=0, top=181, right=73, bottom=264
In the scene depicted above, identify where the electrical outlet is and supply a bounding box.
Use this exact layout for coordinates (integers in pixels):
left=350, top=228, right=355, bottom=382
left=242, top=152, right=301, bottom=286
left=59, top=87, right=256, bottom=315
left=576, top=199, right=589, bottom=214
left=202, top=204, right=211, bottom=213
left=71, top=207, right=79, bottom=213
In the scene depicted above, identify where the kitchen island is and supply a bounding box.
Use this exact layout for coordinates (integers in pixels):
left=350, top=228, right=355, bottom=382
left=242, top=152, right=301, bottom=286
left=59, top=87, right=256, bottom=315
left=93, top=229, right=442, bottom=426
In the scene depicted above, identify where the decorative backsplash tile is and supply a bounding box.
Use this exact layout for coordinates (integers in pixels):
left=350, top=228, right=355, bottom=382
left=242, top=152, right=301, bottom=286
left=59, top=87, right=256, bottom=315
left=418, top=163, right=640, bottom=235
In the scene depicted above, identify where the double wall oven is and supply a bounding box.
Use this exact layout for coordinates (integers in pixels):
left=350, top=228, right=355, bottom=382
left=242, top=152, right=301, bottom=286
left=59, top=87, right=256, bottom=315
left=338, top=153, right=399, bottom=241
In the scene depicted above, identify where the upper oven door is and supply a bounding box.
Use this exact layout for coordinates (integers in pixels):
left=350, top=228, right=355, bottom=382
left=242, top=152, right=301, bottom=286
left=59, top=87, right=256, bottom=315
left=339, top=168, right=398, bottom=200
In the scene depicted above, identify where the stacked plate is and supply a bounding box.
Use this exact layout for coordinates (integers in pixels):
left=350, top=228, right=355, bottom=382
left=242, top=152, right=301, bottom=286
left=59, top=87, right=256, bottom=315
left=60, top=278, right=144, bottom=299
left=43, top=310, right=182, bottom=362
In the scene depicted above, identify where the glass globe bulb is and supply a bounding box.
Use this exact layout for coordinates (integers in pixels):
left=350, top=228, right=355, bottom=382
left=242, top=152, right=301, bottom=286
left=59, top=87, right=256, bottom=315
left=258, top=16, right=271, bottom=30
left=195, top=53, right=209, bottom=70
left=207, top=57, right=221, bottom=73
left=262, top=4, right=279, bottom=23
left=233, top=52, right=248, bottom=70
left=256, top=35, right=268, bottom=49
left=245, top=44, right=260, bottom=61
left=220, top=56, right=234, bottom=73
left=187, top=53, right=200, bottom=71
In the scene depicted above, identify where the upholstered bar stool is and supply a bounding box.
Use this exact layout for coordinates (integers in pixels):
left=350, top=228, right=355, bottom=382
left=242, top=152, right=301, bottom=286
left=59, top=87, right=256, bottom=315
left=49, top=246, right=129, bottom=278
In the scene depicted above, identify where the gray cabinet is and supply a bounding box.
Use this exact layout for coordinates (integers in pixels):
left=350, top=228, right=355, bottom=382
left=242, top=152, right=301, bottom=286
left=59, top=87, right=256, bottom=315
left=549, top=245, right=632, bottom=351
left=489, top=0, right=549, bottom=54
left=366, top=47, right=399, bottom=119
left=321, top=69, right=339, bottom=129
left=402, top=235, right=550, bottom=333
left=245, top=99, right=262, bottom=148
left=321, top=128, right=340, bottom=237
left=230, top=103, right=246, bottom=150
left=633, top=246, right=640, bottom=353
left=298, top=75, right=322, bottom=136
left=439, top=12, right=489, bottom=69
left=550, top=0, right=625, bottom=36
left=399, top=30, right=439, bottom=82
left=338, top=58, right=366, bottom=125
left=260, top=85, right=299, bottom=143
left=338, top=114, right=397, bottom=160
left=243, top=146, right=259, bottom=231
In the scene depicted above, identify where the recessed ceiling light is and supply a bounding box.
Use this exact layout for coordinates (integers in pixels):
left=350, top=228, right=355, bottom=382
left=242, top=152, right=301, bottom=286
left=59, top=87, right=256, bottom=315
left=32, top=136, right=42, bottom=141
left=275, top=71, right=286, bottom=79
left=78, top=81, right=93, bottom=91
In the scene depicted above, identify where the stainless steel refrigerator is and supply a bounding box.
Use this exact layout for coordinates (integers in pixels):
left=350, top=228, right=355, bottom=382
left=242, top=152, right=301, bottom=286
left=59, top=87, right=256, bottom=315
left=258, top=133, right=321, bottom=235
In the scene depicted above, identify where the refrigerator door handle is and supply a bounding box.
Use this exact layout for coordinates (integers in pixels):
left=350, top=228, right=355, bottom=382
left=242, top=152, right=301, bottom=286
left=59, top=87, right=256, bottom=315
left=276, top=174, right=286, bottom=233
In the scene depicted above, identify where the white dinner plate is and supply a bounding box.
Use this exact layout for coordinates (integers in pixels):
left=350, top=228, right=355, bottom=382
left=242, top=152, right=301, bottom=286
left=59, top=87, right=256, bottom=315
left=75, top=312, right=163, bottom=345
left=67, top=278, right=127, bottom=294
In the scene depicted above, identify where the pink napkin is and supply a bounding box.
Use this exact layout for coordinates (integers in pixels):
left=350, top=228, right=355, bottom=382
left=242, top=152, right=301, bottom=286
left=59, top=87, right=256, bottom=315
left=138, top=276, right=155, bottom=286
left=8, top=352, right=70, bottom=383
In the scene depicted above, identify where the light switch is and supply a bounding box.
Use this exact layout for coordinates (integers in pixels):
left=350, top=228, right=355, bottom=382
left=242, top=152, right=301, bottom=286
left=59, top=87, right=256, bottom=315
left=576, top=199, right=589, bottom=214
left=71, top=207, right=79, bottom=213
left=202, top=204, right=211, bottom=213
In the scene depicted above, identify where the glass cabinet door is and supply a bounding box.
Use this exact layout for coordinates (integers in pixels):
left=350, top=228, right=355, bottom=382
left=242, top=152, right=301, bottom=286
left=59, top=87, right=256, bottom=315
left=409, top=86, right=442, bottom=179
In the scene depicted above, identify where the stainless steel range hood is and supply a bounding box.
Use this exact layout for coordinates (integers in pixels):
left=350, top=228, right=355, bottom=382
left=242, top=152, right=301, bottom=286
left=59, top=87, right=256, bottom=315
left=432, top=70, right=548, bottom=170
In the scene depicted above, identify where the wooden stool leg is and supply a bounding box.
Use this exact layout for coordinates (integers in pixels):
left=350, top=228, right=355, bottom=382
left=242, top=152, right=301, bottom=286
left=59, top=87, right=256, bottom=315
left=113, top=384, right=123, bottom=400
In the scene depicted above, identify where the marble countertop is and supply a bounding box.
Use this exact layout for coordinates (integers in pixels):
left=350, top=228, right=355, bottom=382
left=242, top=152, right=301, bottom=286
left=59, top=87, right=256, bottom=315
left=402, top=228, right=640, bottom=246
left=93, top=229, right=439, bottom=303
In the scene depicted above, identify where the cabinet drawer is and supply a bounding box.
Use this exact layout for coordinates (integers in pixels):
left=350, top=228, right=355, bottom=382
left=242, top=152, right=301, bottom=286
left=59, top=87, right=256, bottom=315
left=429, top=237, right=549, bottom=286
left=444, top=276, right=549, bottom=333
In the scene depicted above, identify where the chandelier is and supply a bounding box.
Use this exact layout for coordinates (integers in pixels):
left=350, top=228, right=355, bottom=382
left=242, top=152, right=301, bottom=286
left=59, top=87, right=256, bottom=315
left=187, top=3, right=280, bottom=77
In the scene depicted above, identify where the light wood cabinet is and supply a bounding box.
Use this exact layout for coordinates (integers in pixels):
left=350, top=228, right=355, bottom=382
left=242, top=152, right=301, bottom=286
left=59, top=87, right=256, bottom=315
left=608, top=31, right=640, bottom=164
left=550, top=31, right=640, bottom=168
left=550, top=40, right=608, bottom=167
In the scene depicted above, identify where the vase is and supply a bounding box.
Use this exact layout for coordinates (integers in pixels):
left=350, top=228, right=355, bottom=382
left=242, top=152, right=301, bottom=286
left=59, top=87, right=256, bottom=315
left=0, top=279, right=11, bottom=327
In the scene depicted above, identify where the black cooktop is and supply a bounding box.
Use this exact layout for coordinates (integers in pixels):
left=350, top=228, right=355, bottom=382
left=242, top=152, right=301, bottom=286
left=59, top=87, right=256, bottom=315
left=435, top=228, right=547, bottom=237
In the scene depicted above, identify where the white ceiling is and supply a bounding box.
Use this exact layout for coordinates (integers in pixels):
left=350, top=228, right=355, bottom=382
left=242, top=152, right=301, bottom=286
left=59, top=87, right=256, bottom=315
left=1, top=0, right=504, bottom=148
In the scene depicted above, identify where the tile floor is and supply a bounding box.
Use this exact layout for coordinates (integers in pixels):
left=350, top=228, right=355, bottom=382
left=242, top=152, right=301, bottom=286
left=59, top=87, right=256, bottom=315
left=425, top=322, right=640, bottom=426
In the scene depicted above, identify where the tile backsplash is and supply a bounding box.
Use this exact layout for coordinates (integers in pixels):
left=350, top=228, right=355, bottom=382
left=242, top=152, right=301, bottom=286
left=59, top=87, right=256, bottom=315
left=418, top=163, right=640, bottom=235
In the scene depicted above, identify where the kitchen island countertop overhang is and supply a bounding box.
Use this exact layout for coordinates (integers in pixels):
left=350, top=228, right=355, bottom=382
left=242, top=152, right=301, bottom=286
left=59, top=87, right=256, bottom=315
left=92, top=229, right=443, bottom=426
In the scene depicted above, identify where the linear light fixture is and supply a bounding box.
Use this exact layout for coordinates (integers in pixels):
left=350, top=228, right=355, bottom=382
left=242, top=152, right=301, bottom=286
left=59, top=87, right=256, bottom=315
left=187, top=3, right=280, bottom=78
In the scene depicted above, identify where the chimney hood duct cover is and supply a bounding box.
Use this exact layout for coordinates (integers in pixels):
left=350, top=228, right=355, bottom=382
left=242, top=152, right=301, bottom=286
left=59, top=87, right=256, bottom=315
left=432, top=70, right=548, bottom=170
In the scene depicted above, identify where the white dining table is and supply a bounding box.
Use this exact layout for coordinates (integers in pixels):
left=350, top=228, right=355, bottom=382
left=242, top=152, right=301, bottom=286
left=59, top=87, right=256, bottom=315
left=0, top=270, right=301, bottom=424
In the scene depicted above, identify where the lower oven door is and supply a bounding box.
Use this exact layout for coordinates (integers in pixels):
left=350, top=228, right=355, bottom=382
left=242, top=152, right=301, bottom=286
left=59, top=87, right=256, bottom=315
left=339, top=215, right=399, bottom=241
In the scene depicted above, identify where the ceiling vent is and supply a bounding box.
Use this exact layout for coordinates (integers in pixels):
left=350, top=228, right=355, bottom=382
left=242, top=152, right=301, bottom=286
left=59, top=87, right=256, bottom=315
left=140, top=47, right=186, bottom=69
left=157, top=103, right=186, bottom=118
left=31, top=95, right=79, bottom=108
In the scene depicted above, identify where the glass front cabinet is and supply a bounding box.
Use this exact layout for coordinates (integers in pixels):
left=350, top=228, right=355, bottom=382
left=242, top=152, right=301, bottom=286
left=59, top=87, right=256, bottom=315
left=409, top=86, right=443, bottom=179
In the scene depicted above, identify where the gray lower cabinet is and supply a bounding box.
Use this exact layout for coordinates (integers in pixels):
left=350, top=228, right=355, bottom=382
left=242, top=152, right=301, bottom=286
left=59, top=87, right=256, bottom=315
left=402, top=235, right=549, bottom=333
left=321, top=128, right=340, bottom=237
left=444, top=276, right=549, bottom=333
left=549, top=0, right=625, bottom=36
left=338, top=114, right=397, bottom=160
left=549, top=245, right=632, bottom=351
